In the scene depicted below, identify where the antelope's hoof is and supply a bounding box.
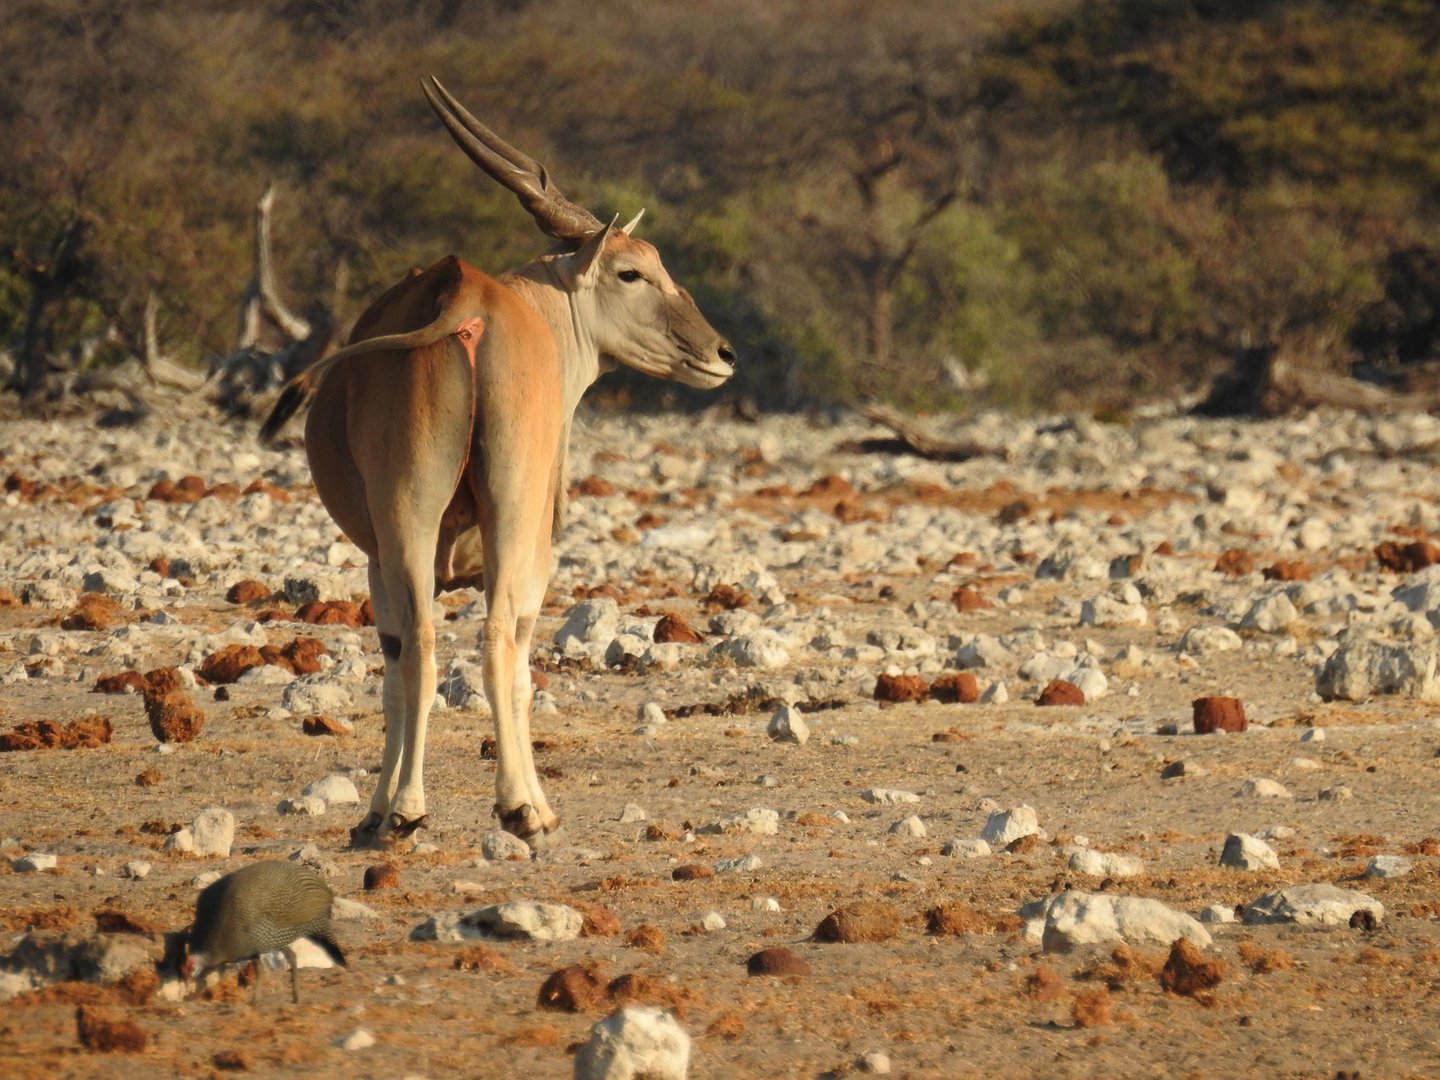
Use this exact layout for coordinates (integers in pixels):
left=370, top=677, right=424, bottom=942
left=387, top=812, right=428, bottom=840
left=496, top=803, right=556, bottom=845
left=348, top=812, right=386, bottom=849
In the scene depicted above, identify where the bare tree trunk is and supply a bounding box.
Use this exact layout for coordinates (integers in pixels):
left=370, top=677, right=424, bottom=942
left=214, top=184, right=335, bottom=415
left=864, top=278, right=894, bottom=375
left=236, top=184, right=311, bottom=350
left=140, top=292, right=205, bottom=391
left=14, top=215, right=88, bottom=401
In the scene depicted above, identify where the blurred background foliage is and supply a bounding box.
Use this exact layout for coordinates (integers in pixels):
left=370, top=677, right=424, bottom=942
left=1, top=0, right=1437, bottom=412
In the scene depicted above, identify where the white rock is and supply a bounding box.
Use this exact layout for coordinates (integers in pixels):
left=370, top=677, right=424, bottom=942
left=955, top=634, right=1013, bottom=670
left=302, top=773, right=360, bottom=805
left=767, top=704, right=809, bottom=745
left=331, top=896, right=382, bottom=921
left=700, top=911, right=726, bottom=932
left=637, top=702, right=667, bottom=726
left=857, top=1050, right=892, bottom=1074
left=278, top=796, right=327, bottom=816
left=1296, top=518, right=1332, bottom=551
left=237, top=664, right=295, bottom=686
left=618, top=803, right=648, bottom=824
left=1178, top=625, right=1243, bottom=656
left=0, top=971, right=38, bottom=1003
left=714, top=855, right=764, bottom=874
left=188, top=807, right=235, bottom=857
left=1236, top=778, right=1292, bottom=799
left=1300, top=727, right=1325, bottom=743
left=262, top=937, right=340, bottom=971
left=418, top=901, right=584, bottom=942
left=574, top=1006, right=690, bottom=1080
left=1316, top=633, right=1440, bottom=701
left=862, top=788, right=920, bottom=806
left=120, top=860, right=151, bottom=880
left=481, top=831, right=532, bottom=861
left=750, top=896, right=782, bottom=912
left=1080, top=595, right=1148, bottom=627
left=717, top=630, right=791, bottom=669
left=282, top=678, right=357, bottom=715
left=1067, top=849, right=1143, bottom=878
left=1241, top=592, right=1299, bottom=633
left=1067, top=667, right=1109, bottom=702
left=11, top=852, right=57, bottom=872
left=1199, top=904, right=1238, bottom=924
left=1319, top=785, right=1354, bottom=802
left=889, top=815, right=926, bottom=839
left=941, top=838, right=992, bottom=859
left=701, top=808, right=779, bottom=836
left=1366, top=855, right=1413, bottom=879
left=1042, top=890, right=1212, bottom=952
left=1244, top=884, right=1384, bottom=927
left=1220, top=833, right=1281, bottom=871
left=981, top=804, right=1040, bottom=846
left=335, top=1028, right=375, bottom=1051
left=980, top=680, right=1008, bottom=704
left=555, top=598, right=620, bottom=649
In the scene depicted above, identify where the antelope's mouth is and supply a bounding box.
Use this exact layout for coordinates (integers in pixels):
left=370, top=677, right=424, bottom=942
left=682, top=357, right=734, bottom=388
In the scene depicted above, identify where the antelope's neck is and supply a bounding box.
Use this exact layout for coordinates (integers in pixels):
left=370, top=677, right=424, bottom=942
left=506, top=267, right=601, bottom=418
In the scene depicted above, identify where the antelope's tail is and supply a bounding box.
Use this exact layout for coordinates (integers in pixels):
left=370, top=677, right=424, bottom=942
left=259, top=373, right=315, bottom=445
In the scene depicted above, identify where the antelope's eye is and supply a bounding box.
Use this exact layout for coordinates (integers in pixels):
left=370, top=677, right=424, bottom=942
left=617, top=269, right=643, bottom=283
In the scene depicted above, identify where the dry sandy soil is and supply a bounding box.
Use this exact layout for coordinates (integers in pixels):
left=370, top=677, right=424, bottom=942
left=2, top=405, right=1440, bottom=1079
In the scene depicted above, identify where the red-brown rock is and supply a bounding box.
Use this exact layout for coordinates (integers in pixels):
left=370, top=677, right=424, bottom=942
left=363, top=863, right=399, bottom=891
left=1262, top=560, right=1313, bottom=582
left=145, top=691, right=204, bottom=743
left=1193, top=696, right=1247, bottom=734
left=0, top=716, right=113, bottom=752
left=1037, top=680, right=1085, bottom=706
left=801, top=475, right=855, bottom=498
left=575, top=903, right=622, bottom=937
left=1376, top=540, right=1440, bottom=573
left=672, top=864, right=715, bottom=881
left=94, top=671, right=148, bottom=695
left=226, top=579, right=272, bottom=604
left=930, top=672, right=980, bottom=704
left=537, top=964, right=608, bottom=1012
left=301, top=714, right=350, bottom=737
left=950, top=586, right=993, bottom=612
left=1159, top=938, right=1225, bottom=997
left=874, top=673, right=929, bottom=704
left=1214, top=549, right=1255, bottom=576
left=75, top=1005, right=147, bottom=1052
left=198, top=644, right=266, bottom=685
left=575, top=475, right=615, bottom=497
left=813, top=902, right=901, bottom=943
left=700, top=583, right=751, bottom=611
left=747, top=947, right=811, bottom=977
left=294, top=600, right=366, bottom=628
left=653, top=612, right=704, bottom=644
left=143, top=667, right=185, bottom=697
left=61, top=594, right=123, bottom=631
left=1028, top=964, right=1066, bottom=1001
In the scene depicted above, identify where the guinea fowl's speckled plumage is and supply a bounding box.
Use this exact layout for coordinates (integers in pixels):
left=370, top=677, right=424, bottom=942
left=186, top=861, right=345, bottom=1003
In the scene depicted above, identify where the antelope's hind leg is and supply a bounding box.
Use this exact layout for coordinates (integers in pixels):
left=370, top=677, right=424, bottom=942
left=351, top=561, right=415, bottom=848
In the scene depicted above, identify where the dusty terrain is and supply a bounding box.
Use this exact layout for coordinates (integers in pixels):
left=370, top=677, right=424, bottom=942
left=3, top=403, right=1440, bottom=1079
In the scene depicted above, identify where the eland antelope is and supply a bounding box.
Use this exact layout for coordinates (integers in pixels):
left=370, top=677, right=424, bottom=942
left=262, top=77, right=735, bottom=847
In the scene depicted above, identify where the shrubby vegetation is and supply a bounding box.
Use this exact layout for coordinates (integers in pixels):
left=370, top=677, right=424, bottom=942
left=1, top=0, right=1436, bottom=411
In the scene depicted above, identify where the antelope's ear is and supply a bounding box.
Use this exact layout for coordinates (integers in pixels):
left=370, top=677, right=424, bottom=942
left=565, top=217, right=615, bottom=290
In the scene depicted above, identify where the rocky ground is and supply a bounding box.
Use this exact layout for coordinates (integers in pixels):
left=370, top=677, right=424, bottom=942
left=4, top=401, right=1440, bottom=1078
